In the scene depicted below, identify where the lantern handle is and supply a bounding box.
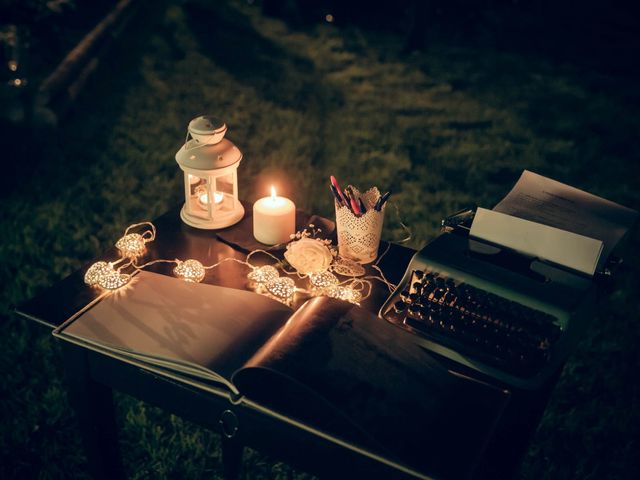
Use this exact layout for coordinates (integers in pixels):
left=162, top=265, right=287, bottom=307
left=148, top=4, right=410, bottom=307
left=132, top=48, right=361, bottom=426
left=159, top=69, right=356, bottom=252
left=184, top=131, right=212, bottom=152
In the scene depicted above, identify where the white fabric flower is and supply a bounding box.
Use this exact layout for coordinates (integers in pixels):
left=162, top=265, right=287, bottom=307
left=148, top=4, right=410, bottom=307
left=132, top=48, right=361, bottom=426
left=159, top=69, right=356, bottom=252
left=284, top=237, right=333, bottom=274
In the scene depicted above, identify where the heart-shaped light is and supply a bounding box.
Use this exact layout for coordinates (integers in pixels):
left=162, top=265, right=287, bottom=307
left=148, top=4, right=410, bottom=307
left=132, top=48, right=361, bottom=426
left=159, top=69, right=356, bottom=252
left=309, top=270, right=339, bottom=289
left=332, top=257, right=365, bottom=277
left=173, top=259, right=206, bottom=283
left=116, top=233, right=147, bottom=258
left=84, top=261, right=131, bottom=290
left=326, top=285, right=362, bottom=304
left=97, top=271, right=131, bottom=290
left=247, top=265, right=279, bottom=284
left=84, top=261, right=114, bottom=286
left=265, top=277, right=296, bottom=301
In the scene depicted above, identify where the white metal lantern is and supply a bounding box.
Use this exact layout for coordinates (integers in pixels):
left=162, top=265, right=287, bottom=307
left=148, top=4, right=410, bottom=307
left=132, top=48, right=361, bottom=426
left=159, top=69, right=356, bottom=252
left=176, top=116, right=245, bottom=229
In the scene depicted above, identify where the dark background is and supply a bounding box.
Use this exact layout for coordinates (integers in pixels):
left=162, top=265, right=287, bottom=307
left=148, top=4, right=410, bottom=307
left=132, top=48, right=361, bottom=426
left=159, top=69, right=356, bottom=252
left=1, top=0, right=638, bottom=478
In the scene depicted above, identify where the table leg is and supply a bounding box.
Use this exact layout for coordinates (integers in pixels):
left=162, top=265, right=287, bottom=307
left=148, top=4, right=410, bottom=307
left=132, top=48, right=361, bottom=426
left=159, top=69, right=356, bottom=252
left=221, top=436, right=244, bottom=480
left=63, top=345, right=125, bottom=480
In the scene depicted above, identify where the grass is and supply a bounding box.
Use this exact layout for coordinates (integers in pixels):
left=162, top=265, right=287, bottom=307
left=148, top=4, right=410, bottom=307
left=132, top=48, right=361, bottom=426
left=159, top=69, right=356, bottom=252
left=1, top=0, right=638, bottom=478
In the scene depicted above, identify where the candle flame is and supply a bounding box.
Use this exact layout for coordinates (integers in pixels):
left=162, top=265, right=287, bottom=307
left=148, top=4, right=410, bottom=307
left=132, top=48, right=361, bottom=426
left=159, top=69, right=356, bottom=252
left=270, top=186, right=277, bottom=201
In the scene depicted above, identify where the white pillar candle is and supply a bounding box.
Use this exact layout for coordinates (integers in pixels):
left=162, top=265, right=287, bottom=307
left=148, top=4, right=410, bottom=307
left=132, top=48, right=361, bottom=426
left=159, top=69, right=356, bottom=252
left=253, top=186, right=296, bottom=245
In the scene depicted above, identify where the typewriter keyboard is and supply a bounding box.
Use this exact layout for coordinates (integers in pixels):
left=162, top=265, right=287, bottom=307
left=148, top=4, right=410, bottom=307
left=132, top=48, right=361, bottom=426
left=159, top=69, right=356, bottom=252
left=384, top=269, right=562, bottom=377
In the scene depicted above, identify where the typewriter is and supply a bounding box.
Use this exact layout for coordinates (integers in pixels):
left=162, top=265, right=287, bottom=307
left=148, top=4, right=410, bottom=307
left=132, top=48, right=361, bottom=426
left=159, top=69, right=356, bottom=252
left=380, top=209, right=597, bottom=390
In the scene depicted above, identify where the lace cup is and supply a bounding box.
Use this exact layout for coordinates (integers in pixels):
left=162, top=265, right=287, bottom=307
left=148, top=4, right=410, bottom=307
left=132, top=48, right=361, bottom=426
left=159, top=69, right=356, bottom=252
left=335, top=186, right=385, bottom=264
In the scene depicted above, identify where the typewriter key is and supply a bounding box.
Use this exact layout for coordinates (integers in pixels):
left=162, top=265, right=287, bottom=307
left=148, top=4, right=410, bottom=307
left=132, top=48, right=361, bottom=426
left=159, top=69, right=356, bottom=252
left=394, top=301, right=407, bottom=313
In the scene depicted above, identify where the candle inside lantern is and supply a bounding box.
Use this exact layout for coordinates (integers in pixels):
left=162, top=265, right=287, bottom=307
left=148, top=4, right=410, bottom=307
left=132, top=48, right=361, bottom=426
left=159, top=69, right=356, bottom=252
left=197, top=189, right=224, bottom=207
left=253, top=186, right=296, bottom=245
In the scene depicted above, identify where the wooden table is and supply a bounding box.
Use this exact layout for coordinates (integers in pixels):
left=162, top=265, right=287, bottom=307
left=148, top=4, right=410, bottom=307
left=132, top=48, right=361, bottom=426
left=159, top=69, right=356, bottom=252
left=16, top=206, right=561, bottom=479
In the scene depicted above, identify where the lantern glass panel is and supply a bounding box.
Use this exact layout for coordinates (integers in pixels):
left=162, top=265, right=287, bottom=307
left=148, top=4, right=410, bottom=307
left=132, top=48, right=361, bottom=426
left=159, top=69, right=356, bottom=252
left=213, top=173, right=235, bottom=212
left=189, top=177, right=213, bottom=220
left=188, top=174, right=204, bottom=194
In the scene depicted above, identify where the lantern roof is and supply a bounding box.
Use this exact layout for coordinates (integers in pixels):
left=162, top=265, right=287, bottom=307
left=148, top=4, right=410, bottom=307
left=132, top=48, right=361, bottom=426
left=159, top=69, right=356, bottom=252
left=188, top=115, right=227, bottom=136
left=175, top=138, right=242, bottom=171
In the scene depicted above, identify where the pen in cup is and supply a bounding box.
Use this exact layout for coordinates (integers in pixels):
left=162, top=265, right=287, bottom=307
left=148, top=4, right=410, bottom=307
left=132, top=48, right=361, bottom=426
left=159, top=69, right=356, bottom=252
left=330, top=176, right=348, bottom=205
left=330, top=184, right=343, bottom=206
left=374, top=191, right=391, bottom=211
left=358, top=198, right=367, bottom=214
left=345, top=186, right=362, bottom=215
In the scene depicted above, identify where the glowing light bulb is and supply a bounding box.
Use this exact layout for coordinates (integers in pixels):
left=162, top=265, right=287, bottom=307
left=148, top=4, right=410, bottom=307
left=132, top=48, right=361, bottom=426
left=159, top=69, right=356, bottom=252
left=309, top=271, right=339, bottom=289
left=265, top=277, right=296, bottom=303
left=84, top=261, right=114, bottom=286
left=248, top=265, right=279, bottom=284
left=84, top=261, right=131, bottom=290
left=174, top=259, right=206, bottom=283
left=116, top=233, right=147, bottom=258
left=326, top=285, right=361, bottom=304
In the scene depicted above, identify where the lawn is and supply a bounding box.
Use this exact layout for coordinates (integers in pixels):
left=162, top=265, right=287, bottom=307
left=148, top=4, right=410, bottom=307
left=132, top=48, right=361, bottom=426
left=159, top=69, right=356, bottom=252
left=1, top=1, right=638, bottom=478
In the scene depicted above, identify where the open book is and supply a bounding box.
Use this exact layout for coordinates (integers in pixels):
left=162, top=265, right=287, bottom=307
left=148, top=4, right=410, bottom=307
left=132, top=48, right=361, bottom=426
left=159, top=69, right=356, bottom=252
left=55, top=270, right=510, bottom=479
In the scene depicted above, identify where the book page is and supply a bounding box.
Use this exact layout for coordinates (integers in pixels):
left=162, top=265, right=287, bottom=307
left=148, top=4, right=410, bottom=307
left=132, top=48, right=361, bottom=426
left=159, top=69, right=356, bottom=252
left=233, top=297, right=510, bottom=480
left=58, top=271, right=293, bottom=383
left=494, top=170, right=638, bottom=271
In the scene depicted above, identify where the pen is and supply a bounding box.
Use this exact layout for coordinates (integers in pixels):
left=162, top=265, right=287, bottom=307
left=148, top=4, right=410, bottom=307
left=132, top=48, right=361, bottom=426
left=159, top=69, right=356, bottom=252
left=358, top=198, right=367, bottom=214
left=345, top=186, right=362, bottom=215
left=342, top=188, right=355, bottom=214
left=375, top=191, right=391, bottom=211
left=350, top=196, right=362, bottom=215
left=330, top=184, right=343, bottom=206
left=330, top=176, right=348, bottom=205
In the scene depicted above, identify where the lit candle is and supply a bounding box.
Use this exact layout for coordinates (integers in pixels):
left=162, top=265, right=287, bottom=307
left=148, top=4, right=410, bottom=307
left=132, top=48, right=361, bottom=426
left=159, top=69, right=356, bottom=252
left=198, top=191, right=224, bottom=207
left=253, top=186, right=296, bottom=245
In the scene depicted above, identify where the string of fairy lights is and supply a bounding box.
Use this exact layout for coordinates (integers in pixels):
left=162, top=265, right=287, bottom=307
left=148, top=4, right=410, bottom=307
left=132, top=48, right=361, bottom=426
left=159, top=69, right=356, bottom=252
left=83, top=221, right=398, bottom=306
